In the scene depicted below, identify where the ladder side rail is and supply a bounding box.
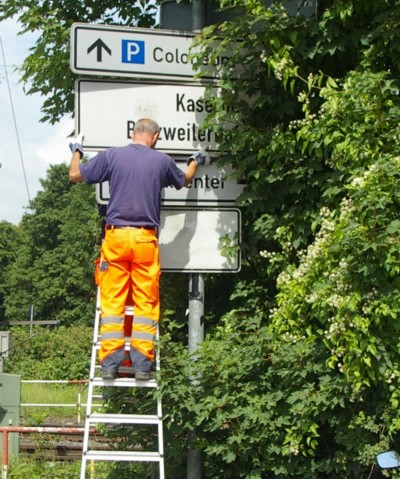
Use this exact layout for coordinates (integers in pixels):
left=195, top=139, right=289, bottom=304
left=155, top=325, right=165, bottom=479
left=80, top=288, right=102, bottom=479
left=158, top=400, right=165, bottom=479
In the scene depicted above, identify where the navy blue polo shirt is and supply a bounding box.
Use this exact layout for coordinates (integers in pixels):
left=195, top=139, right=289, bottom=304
left=80, top=143, right=185, bottom=227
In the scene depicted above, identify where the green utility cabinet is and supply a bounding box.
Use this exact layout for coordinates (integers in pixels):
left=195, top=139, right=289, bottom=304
left=0, top=374, right=21, bottom=458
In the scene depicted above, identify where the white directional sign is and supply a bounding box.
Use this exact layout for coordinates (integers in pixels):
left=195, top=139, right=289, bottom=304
left=96, top=161, right=245, bottom=206
left=76, top=79, right=219, bottom=153
left=159, top=208, right=241, bottom=272
left=71, top=23, right=228, bottom=81
left=71, top=24, right=242, bottom=273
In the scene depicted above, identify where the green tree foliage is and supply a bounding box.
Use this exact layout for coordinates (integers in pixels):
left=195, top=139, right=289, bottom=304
left=1, top=164, right=100, bottom=380
left=3, top=163, right=100, bottom=326
left=0, top=221, right=21, bottom=321
left=0, top=0, right=158, bottom=123
left=4, top=325, right=92, bottom=379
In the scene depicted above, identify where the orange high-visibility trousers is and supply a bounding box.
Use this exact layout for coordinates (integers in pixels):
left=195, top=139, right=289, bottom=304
left=98, top=227, right=160, bottom=372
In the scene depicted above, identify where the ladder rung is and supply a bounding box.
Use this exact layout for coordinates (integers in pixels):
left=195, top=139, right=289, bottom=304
left=88, top=413, right=161, bottom=425
left=84, top=450, right=162, bottom=462
left=90, top=377, right=157, bottom=388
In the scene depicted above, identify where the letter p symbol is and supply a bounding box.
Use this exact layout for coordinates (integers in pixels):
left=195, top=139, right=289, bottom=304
left=122, top=40, right=145, bottom=64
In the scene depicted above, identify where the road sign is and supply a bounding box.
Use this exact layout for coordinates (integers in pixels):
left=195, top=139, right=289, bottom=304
left=71, top=23, right=228, bottom=81
left=95, top=160, right=245, bottom=206
left=159, top=208, right=241, bottom=272
left=76, top=79, right=219, bottom=153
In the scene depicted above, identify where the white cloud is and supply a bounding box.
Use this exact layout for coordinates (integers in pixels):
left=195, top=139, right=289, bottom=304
left=0, top=18, right=74, bottom=224
left=29, top=118, right=75, bottom=167
left=0, top=114, right=74, bottom=224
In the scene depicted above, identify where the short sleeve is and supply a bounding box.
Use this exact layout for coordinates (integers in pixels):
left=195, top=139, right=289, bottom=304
left=165, top=159, right=185, bottom=190
left=79, top=150, right=110, bottom=185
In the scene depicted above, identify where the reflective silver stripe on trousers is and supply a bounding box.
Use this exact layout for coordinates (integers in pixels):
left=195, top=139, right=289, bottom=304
left=101, top=331, right=125, bottom=340
left=131, top=331, right=155, bottom=341
left=101, top=316, right=124, bottom=325
left=134, top=316, right=158, bottom=327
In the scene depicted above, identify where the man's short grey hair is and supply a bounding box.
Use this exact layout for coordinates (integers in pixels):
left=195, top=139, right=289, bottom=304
left=133, top=118, right=161, bottom=135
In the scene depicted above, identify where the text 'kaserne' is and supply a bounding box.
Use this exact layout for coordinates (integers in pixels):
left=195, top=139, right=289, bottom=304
left=176, top=94, right=213, bottom=113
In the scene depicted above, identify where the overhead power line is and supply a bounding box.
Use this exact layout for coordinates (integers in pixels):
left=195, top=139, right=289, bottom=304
left=0, top=35, right=31, bottom=204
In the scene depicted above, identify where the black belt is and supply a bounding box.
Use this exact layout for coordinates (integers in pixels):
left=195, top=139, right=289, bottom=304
left=105, top=225, right=155, bottom=231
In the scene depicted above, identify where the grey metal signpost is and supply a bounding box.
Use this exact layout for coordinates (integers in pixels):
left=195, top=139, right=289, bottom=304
left=187, top=3, right=207, bottom=478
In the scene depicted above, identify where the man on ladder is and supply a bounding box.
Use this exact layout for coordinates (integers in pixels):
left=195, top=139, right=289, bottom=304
left=69, top=118, right=208, bottom=380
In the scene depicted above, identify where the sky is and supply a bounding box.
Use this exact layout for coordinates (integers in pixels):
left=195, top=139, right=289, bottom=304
left=0, top=18, right=74, bottom=225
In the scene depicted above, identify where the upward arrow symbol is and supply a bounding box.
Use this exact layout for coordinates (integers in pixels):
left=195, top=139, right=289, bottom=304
left=87, top=39, right=112, bottom=62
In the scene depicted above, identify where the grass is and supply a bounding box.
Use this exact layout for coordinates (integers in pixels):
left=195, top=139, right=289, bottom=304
left=20, top=381, right=89, bottom=424
left=8, top=458, right=155, bottom=479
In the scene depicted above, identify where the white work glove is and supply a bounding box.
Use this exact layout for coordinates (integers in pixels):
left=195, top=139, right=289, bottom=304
left=187, top=149, right=211, bottom=166
left=69, top=132, right=85, bottom=157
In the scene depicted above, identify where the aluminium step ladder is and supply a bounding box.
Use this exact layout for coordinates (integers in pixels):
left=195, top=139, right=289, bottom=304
left=80, top=292, right=165, bottom=479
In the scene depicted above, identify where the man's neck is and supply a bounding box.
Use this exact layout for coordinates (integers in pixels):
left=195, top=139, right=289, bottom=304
left=131, top=131, right=157, bottom=149
left=133, top=140, right=150, bottom=147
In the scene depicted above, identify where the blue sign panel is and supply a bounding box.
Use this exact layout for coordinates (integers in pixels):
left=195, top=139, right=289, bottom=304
left=121, top=39, right=145, bottom=64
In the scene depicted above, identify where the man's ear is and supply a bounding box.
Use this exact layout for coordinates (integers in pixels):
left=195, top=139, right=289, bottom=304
left=152, top=132, right=160, bottom=148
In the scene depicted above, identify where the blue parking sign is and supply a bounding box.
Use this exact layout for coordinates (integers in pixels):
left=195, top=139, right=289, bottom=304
left=121, top=40, right=145, bottom=64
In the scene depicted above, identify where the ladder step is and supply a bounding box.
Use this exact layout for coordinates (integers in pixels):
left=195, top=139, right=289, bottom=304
left=88, top=412, right=161, bottom=425
left=90, top=377, right=157, bottom=388
left=84, top=450, right=162, bottom=462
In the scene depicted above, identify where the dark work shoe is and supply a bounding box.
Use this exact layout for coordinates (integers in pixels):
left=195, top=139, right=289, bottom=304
left=101, top=370, right=117, bottom=380
left=135, top=371, right=155, bottom=380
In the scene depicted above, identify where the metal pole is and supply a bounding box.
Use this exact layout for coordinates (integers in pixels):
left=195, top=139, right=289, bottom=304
left=188, top=3, right=207, bottom=477
left=187, top=273, right=204, bottom=479
left=192, top=0, right=207, bottom=32
left=2, top=430, right=8, bottom=479
left=29, top=304, right=33, bottom=335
